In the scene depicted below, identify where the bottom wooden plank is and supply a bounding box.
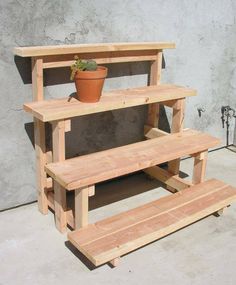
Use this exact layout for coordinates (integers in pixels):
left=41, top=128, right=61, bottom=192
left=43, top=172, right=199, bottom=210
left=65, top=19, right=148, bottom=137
left=68, top=179, right=236, bottom=266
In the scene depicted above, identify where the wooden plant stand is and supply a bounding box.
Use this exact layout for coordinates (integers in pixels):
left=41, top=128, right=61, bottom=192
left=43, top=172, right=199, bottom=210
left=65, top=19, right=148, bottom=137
left=15, top=42, right=236, bottom=267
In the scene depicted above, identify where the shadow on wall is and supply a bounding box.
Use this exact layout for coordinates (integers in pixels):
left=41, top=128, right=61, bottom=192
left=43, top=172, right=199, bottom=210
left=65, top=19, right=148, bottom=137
left=15, top=55, right=170, bottom=157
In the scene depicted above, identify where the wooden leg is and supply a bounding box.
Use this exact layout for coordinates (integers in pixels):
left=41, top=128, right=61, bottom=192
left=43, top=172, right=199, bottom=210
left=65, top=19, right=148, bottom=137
left=146, top=51, right=162, bottom=128
left=52, top=120, right=66, bottom=230
left=167, top=99, right=185, bottom=192
left=54, top=181, right=67, bottom=233
left=214, top=207, right=225, bottom=216
left=75, top=186, right=89, bottom=229
left=109, top=257, right=120, bottom=267
left=34, top=118, right=48, bottom=214
left=192, top=151, right=208, bottom=184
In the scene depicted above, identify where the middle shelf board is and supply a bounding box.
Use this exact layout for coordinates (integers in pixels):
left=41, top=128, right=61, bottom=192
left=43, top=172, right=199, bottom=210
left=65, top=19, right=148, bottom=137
left=24, top=84, right=196, bottom=122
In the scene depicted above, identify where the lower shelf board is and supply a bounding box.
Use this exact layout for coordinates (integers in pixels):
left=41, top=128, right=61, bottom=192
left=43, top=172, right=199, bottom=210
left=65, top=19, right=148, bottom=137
left=67, top=179, right=236, bottom=266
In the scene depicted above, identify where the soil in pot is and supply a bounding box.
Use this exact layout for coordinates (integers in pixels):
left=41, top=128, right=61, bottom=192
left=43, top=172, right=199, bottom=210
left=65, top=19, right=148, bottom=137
left=74, top=66, right=108, bottom=103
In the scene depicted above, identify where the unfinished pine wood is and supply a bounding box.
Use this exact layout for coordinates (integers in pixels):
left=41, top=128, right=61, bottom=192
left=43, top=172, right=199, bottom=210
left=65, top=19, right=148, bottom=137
left=192, top=151, right=208, bottom=184
left=88, top=185, right=95, bottom=197
left=109, top=257, right=120, bottom=267
left=32, top=57, right=48, bottom=214
left=24, top=85, right=196, bottom=122
left=32, top=58, right=43, bottom=101
left=14, top=42, right=175, bottom=57
left=75, top=187, right=89, bottom=229
left=42, top=50, right=159, bottom=68
left=168, top=98, right=185, bottom=192
left=54, top=181, right=67, bottom=233
left=144, top=125, right=169, bottom=139
left=34, top=119, right=48, bottom=214
left=146, top=51, right=162, bottom=127
left=145, top=165, right=193, bottom=191
left=45, top=130, right=219, bottom=191
left=52, top=120, right=67, bottom=232
left=68, top=179, right=236, bottom=266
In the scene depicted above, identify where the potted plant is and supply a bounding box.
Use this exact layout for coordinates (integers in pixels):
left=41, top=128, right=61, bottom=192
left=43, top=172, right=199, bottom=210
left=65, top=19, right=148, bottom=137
left=70, top=56, right=107, bottom=103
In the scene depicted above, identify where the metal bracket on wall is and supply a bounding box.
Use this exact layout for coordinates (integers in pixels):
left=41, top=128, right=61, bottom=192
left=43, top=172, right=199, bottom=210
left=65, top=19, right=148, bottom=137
left=221, top=105, right=236, bottom=147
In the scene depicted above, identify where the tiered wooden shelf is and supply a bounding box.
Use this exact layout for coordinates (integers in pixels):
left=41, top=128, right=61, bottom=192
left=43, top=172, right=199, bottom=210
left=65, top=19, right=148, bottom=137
left=17, top=42, right=236, bottom=268
left=45, top=129, right=219, bottom=190
left=24, top=84, right=196, bottom=121
left=68, top=179, right=236, bottom=266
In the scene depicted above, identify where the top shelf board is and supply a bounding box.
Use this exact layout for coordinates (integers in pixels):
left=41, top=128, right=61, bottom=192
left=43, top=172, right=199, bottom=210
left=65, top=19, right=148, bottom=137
left=24, top=84, right=196, bottom=122
left=14, top=42, right=175, bottom=57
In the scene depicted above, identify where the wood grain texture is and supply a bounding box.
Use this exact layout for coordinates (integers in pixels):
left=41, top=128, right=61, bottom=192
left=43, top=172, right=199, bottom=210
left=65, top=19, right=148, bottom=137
left=45, top=130, right=219, bottom=190
left=14, top=42, right=175, bottom=57
left=167, top=98, right=185, bottom=192
left=144, top=165, right=193, bottom=191
left=192, top=151, right=208, bottom=184
left=51, top=120, right=67, bottom=232
left=24, top=84, right=196, bottom=122
left=68, top=179, right=236, bottom=266
left=75, top=187, right=89, bottom=229
left=54, top=181, right=67, bottom=233
left=146, top=51, right=163, bottom=127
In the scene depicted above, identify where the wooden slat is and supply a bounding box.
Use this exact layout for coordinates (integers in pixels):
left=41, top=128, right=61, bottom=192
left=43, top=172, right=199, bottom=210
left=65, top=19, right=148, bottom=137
left=68, top=179, right=236, bottom=266
left=14, top=42, right=175, bottom=57
left=42, top=50, right=158, bottom=68
left=144, top=165, right=192, bottom=191
left=45, top=130, right=219, bottom=191
left=24, top=84, right=196, bottom=122
left=144, top=125, right=169, bottom=139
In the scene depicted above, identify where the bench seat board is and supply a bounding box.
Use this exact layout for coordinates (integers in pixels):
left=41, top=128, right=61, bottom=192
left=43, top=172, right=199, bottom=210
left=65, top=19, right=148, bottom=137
left=68, top=179, right=236, bottom=266
left=45, top=130, right=219, bottom=190
left=23, top=84, right=196, bottom=122
left=14, top=42, right=175, bottom=57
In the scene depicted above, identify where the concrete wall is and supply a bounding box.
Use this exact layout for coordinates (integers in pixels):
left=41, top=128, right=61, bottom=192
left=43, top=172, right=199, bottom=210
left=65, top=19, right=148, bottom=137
left=1, top=0, right=236, bottom=210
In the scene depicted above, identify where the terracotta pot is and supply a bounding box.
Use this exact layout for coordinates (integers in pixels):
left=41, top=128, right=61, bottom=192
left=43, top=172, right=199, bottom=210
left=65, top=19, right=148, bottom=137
left=74, top=66, right=107, bottom=103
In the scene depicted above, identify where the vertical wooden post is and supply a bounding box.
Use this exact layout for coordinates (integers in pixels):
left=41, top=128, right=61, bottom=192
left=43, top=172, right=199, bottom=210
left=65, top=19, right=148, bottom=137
left=74, top=186, right=89, bottom=229
left=54, top=181, right=67, bottom=233
left=52, top=120, right=67, bottom=232
left=168, top=99, right=185, bottom=183
left=146, top=50, right=162, bottom=127
left=192, top=151, right=208, bottom=184
left=32, top=57, right=48, bottom=214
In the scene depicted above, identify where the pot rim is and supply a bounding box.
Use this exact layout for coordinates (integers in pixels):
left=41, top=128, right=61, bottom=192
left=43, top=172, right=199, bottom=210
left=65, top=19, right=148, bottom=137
left=75, top=66, right=107, bottom=79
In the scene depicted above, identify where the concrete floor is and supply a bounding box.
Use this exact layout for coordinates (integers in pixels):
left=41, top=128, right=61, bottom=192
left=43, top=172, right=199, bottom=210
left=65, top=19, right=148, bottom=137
left=1, top=148, right=236, bottom=285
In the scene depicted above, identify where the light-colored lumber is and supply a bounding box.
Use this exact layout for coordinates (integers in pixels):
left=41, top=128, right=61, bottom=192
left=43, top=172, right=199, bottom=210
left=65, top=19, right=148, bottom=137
left=168, top=98, right=185, bottom=192
left=24, top=84, right=196, bottom=122
left=14, top=42, right=175, bottom=57
left=146, top=51, right=162, bottom=127
left=88, top=185, right=95, bottom=197
left=45, top=130, right=219, bottom=191
left=192, top=151, right=208, bottom=184
left=32, top=57, right=49, bottom=214
left=65, top=119, right=71, bottom=132
left=68, top=179, right=236, bottom=266
left=144, top=125, right=169, bottom=139
left=54, top=181, right=67, bottom=233
left=34, top=118, right=48, bottom=214
left=42, top=50, right=158, bottom=68
left=144, top=165, right=192, bottom=191
left=32, top=58, right=43, bottom=101
left=109, top=257, right=120, bottom=267
left=51, top=120, right=67, bottom=231
left=52, top=120, right=65, bottom=162
left=75, top=187, right=89, bottom=229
